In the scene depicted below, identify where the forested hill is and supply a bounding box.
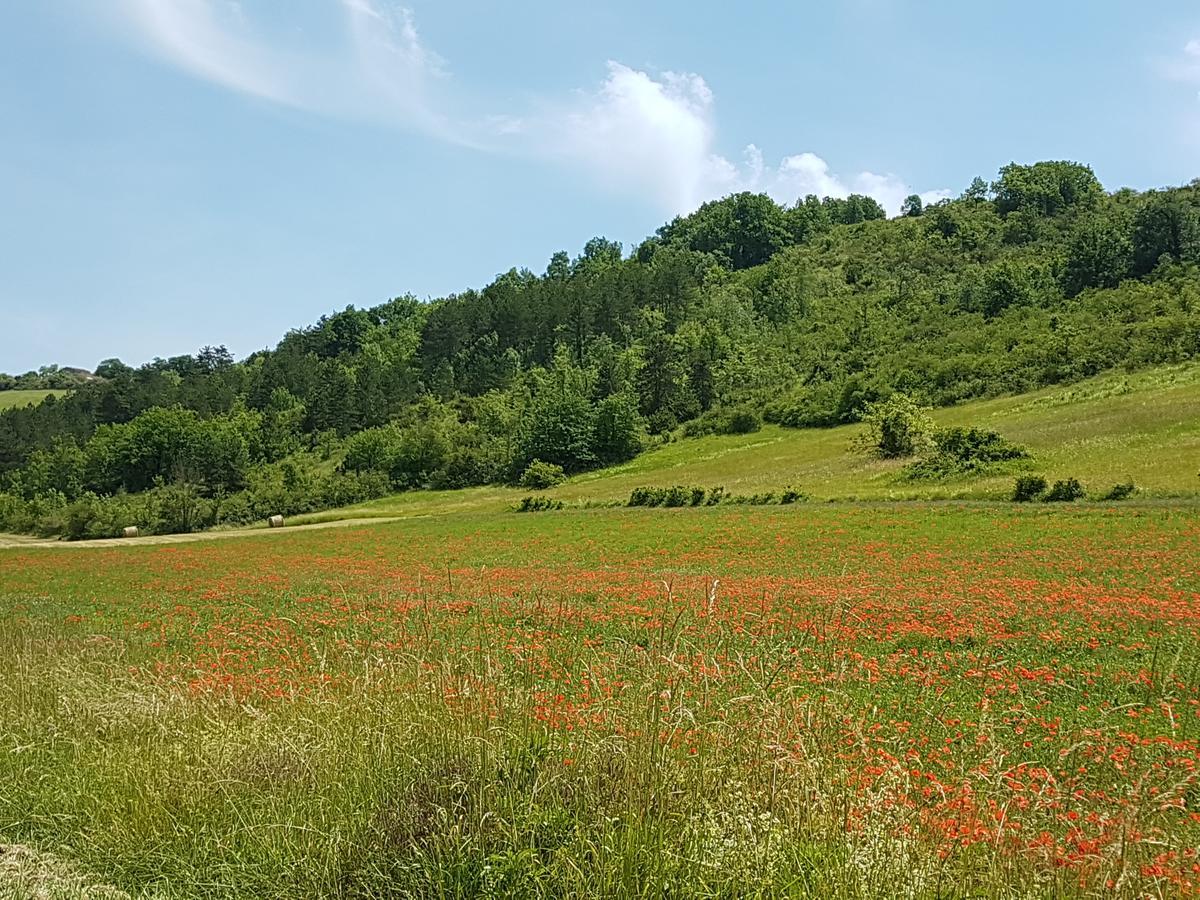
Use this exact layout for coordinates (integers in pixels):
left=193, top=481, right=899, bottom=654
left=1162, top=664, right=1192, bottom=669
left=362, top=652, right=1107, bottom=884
left=2, top=160, right=1199, bottom=538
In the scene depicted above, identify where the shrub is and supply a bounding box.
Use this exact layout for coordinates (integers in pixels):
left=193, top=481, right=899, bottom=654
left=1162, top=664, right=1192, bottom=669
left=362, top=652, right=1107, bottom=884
left=724, top=408, right=762, bottom=435
left=0, top=491, right=36, bottom=533
left=681, top=406, right=762, bottom=439
left=518, top=460, right=566, bottom=490
left=1012, top=475, right=1048, bottom=502
left=767, top=377, right=877, bottom=429
left=627, top=485, right=708, bottom=508
left=1100, top=480, right=1137, bottom=501
left=779, top=487, right=807, bottom=504
left=627, top=486, right=656, bottom=507
left=903, top=427, right=1030, bottom=480
left=516, top=495, right=565, bottom=512
left=662, top=486, right=693, bottom=508
left=1044, top=478, right=1085, bottom=502
left=705, top=486, right=726, bottom=506
left=853, top=393, right=935, bottom=459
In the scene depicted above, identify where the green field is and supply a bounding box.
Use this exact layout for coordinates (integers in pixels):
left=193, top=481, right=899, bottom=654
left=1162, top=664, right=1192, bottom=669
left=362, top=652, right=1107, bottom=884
left=0, top=389, right=65, bottom=411
left=1, top=503, right=1198, bottom=897
left=2, top=366, right=1199, bottom=897
left=283, top=362, right=1200, bottom=528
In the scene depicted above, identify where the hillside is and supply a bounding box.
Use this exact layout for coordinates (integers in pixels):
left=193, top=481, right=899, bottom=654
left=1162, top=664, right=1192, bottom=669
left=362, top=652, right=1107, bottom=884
left=1, top=159, right=1199, bottom=539
left=0, top=390, right=66, bottom=411
left=266, top=362, right=1200, bottom=531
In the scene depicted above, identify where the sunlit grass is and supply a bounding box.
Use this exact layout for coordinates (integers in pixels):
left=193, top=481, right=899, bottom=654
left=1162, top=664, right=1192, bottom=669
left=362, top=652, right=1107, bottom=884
left=0, top=390, right=66, bottom=411
left=282, top=363, right=1200, bottom=528
left=2, top=503, right=1199, bottom=896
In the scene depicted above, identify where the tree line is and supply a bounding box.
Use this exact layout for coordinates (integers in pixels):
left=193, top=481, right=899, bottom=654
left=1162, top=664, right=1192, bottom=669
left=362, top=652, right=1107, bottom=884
left=1, top=160, right=1198, bottom=537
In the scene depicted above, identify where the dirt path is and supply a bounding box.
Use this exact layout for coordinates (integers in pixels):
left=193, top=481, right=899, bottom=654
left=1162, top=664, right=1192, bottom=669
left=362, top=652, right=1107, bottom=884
left=0, top=516, right=411, bottom=550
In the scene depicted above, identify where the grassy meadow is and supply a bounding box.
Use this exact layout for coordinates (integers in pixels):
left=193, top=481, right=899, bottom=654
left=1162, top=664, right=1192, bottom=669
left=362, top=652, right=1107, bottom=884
left=278, top=362, right=1200, bottom=529
left=0, top=390, right=65, bottom=411
left=2, top=502, right=1199, bottom=897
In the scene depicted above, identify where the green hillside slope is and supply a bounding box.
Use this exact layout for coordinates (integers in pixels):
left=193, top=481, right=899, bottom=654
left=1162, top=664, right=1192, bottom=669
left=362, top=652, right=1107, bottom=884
left=284, top=362, right=1199, bottom=526
left=0, top=390, right=65, bottom=410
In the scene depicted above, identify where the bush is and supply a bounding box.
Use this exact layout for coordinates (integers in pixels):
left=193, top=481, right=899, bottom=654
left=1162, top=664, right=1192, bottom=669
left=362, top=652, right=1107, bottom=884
left=853, top=393, right=935, bottom=459
left=627, top=486, right=656, bottom=507
left=779, top=487, right=807, bottom=504
left=516, top=495, right=565, bottom=512
left=627, top=485, right=707, bottom=508
left=681, top=406, right=763, bottom=438
left=903, top=426, right=1030, bottom=480
left=662, top=486, right=694, bottom=508
left=767, top=377, right=876, bottom=429
left=724, top=408, right=762, bottom=435
left=1044, top=478, right=1085, bottom=502
left=518, top=460, right=566, bottom=490
left=1100, top=480, right=1137, bottom=500
left=1012, top=475, right=1048, bottom=502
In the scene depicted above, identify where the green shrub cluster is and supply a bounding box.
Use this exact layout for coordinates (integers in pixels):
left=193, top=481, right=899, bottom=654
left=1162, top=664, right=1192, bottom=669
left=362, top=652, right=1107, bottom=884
left=518, top=460, right=566, bottom=490
left=626, top=485, right=807, bottom=508
left=852, top=394, right=936, bottom=459
left=516, top=495, right=566, bottom=512
left=1044, top=478, right=1086, bottom=502
left=0, top=465, right=391, bottom=540
left=1011, top=475, right=1094, bottom=503
left=680, top=406, right=763, bottom=438
left=1012, top=475, right=1049, bottom=502
left=903, top=427, right=1030, bottom=480
left=1100, top=480, right=1137, bottom=500
left=627, top=486, right=709, bottom=508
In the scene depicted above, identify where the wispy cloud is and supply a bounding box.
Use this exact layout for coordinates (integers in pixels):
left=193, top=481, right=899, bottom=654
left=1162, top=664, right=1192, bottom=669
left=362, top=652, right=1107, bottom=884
left=1164, top=37, right=1200, bottom=90
left=113, top=0, right=461, bottom=140
left=116, top=0, right=320, bottom=106
left=107, top=2, right=945, bottom=215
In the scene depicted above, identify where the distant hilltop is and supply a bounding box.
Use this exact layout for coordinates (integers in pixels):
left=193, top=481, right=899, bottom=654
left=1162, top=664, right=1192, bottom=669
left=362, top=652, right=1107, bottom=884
left=0, top=365, right=95, bottom=392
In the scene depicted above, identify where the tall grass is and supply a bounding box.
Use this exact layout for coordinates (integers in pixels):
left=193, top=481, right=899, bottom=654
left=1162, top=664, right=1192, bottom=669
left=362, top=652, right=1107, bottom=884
left=2, top=572, right=1189, bottom=899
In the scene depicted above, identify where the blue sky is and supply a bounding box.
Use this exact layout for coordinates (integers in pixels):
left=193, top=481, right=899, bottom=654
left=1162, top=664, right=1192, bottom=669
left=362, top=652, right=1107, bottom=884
left=2, top=1, right=1199, bottom=373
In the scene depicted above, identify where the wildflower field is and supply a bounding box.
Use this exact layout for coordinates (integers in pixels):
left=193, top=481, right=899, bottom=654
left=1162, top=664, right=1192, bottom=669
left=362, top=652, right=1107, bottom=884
left=2, top=503, right=1199, bottom=898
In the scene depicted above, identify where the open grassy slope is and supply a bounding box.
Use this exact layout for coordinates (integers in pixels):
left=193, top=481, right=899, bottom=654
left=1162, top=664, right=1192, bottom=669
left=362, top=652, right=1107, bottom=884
left=0, top=389, right=65, bottom=410
left=287, top=363, right=1200, bottom=527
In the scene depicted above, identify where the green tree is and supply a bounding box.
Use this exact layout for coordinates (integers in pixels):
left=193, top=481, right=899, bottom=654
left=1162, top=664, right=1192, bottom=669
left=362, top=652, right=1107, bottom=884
left=1131, top=193, right=1200, bottom=275
left=516, top=357, right=598, bottom=473
left=1062, top=211, right=1133, bottom=295
left=592, top=391, right=643, bottom=464
left=657, top=192, right=791, bottom=269
left=853, top=393, right=935, bottom=458
left=992, top=161, right=1102, bottom=217
left=976, top=261, right=1035, bottom=318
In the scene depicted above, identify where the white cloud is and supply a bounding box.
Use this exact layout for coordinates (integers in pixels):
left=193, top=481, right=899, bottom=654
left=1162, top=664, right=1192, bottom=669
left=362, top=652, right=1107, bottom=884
left=112, top=0, right=459, bottom=140
left=116, top=0, right=292, bottom=103
left=1164, top=37, right=1200, bottom=91
left=107, top=3, right=943, bottom=216
left=549, top=62, right=737, bottom=213
left=547, top=64, right=946, bottom=216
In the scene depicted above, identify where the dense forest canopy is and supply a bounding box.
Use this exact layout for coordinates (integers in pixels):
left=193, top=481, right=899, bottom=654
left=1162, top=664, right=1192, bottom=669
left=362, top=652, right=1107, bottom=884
left=2, top=160, right=1199, bottom=537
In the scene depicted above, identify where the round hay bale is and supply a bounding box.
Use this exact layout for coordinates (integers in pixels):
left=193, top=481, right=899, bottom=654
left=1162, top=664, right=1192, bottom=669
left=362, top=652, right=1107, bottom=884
left=122, top=526, right=139, bottom=539
left=268, top=515, right=284, bottom=528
